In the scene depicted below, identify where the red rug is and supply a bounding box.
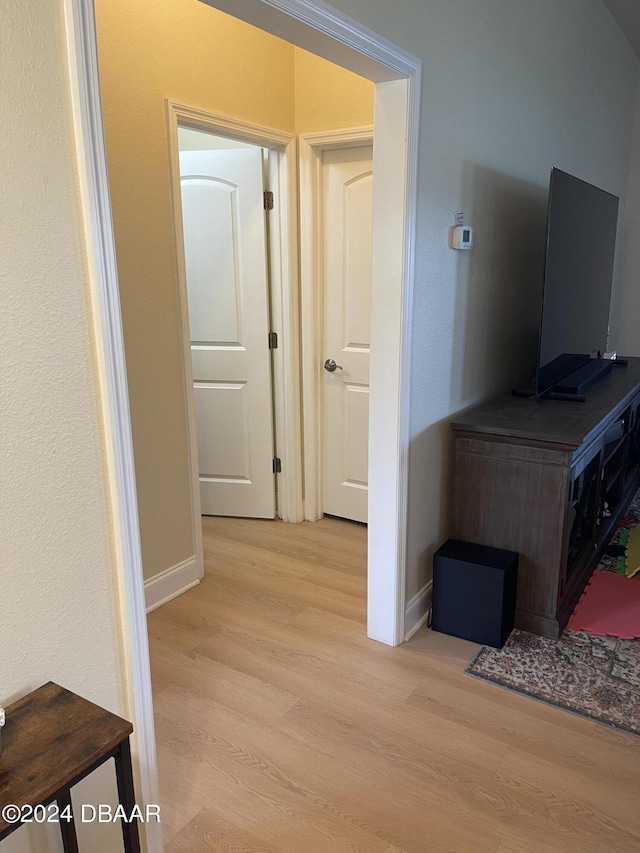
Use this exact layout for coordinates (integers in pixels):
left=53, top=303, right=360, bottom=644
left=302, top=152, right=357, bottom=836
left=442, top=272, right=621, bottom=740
left=568, top=570, right=640, bottom=639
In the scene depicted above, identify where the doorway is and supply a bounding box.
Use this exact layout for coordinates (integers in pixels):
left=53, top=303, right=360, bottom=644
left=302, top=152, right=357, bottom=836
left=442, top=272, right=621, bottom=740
left=65, top=0, right=421, bottom=840
left=173, top=116, right=375, bottom=532
left=166, top=101, right=304, bottom=533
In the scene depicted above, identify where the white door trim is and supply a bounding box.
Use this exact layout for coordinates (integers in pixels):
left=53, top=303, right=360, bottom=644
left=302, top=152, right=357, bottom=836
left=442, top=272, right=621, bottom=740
left=62, top=1, right=162, bottom=850
left=367, top=77, right=420, bottom=646
left=299, top=127, right=374, bottom=522
left=64, top=0, right=419, bottom=843
left=166, top=102, right=304, bottom=524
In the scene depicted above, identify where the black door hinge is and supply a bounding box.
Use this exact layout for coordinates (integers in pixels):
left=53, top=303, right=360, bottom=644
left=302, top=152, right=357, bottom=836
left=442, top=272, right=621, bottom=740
left=272, top=457, right=282, bottom=474
left=268, top=331, right=278, bottom=349
left=264, top=190, right=274, bottom=210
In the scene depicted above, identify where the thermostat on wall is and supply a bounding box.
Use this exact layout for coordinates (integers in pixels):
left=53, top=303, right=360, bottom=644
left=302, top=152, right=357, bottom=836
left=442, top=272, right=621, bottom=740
left=450, top=225, right=474, bottom=250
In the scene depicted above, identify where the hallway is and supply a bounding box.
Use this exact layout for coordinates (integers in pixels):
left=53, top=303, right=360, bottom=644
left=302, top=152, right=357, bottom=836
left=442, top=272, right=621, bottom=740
left=148, top=517, right=639, bottom=853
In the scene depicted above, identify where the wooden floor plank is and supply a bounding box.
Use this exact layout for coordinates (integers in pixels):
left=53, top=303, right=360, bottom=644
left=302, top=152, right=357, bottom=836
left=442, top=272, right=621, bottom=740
left=491, top=747, right=640, bottom=852
left=194, top=624, right=416, bottom=705
left=496, top=838, right=567, bottom=853
left=199, top=556, right=366, bottom=622
left=406, top=670, right=640, bottom=786
left=152, top=647, right=298, bottom=726
left=202, top=516, right=367, bottom=575
left=165, top=807, right=282, bottom=853
left=154, top=701, right=498, bottom=853
left=149, top=516, right=640, bottom=853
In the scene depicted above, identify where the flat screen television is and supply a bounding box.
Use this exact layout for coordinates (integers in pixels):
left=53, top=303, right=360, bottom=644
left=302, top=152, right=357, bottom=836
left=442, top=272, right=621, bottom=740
left=535, top=168, right=620, bottom=399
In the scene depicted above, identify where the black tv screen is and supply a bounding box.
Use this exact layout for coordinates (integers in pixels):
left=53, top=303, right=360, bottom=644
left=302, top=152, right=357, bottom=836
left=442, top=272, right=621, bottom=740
left=536, top=168, right=619, bottom=396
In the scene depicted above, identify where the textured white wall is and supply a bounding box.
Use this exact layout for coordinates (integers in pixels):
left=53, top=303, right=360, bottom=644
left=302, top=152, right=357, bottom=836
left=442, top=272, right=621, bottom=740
left=295, top=0, right=640, bottom=599
left=1, top=2, right=126, bottom=850
left=611, top=77, right=640, bottom=356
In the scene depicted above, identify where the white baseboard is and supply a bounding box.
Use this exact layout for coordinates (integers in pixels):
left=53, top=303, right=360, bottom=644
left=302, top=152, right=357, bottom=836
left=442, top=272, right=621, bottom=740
left=404, top=581, right=433, bottom=641
left=144, top=555, right=201, bottom=614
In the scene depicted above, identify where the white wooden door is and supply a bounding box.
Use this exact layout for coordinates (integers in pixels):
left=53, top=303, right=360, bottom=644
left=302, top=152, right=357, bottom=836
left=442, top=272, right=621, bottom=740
left=179, top=149, right=275, bottom=518
left=322, top=145, right=373, bottom=523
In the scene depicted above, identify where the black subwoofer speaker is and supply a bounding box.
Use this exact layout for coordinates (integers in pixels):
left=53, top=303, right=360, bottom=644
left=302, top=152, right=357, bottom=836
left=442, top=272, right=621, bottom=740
left=432, top=539, right=518, bottom=648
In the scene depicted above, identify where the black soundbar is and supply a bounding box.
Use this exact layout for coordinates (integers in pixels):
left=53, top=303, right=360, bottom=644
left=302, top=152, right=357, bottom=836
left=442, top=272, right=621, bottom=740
left=552, top=358, right=613, bottom=395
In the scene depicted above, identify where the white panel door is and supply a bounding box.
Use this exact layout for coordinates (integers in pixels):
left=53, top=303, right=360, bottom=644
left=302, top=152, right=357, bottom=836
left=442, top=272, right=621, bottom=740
left=180, top=149, right=275, bottom=518
left=322, top=145, right=373, bottom=523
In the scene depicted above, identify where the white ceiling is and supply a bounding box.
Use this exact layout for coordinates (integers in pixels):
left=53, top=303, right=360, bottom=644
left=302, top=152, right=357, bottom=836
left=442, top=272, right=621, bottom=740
left=603, top=0, right=640, bottom=60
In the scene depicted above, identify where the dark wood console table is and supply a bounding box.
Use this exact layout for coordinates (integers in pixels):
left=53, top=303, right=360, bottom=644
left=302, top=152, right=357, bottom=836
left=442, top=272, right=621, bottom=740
left=0, top=682, right=140, bottom=852
left=451, top=358, right=640, bottom=638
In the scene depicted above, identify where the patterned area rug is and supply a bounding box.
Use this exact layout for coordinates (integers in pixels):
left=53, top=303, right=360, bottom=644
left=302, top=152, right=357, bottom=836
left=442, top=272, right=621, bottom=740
left=466, top=628, right=640, bottom=736
left=465, top=487, right=640, bottom=736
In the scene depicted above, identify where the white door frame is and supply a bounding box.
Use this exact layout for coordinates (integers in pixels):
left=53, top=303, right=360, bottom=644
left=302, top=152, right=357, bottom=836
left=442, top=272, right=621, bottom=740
left=63, top=2, right=162, bottom=850
left=64, top=0, right=420, bottom=847
left=166, top=102, right=304, bottom=526
left=299, top=126, right=374, bottom=522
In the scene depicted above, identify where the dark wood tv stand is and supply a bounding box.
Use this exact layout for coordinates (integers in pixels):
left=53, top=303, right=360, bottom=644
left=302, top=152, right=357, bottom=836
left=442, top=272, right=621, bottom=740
left=450, top=358, right=640, bottom=639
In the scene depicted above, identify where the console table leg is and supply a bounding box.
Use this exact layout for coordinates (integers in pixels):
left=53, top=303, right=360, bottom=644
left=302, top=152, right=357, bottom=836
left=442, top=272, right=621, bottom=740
left=57, top=789, right=79, bottom=853
left=114, top=737, right=141, bottom=853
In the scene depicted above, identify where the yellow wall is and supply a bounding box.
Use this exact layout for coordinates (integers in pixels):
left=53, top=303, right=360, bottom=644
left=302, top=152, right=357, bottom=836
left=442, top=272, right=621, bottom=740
left=95, top=1, right=296, bottom=581
left=95, top=0, right=373, bottom=581
left=294, top=48, right=374, bottom=133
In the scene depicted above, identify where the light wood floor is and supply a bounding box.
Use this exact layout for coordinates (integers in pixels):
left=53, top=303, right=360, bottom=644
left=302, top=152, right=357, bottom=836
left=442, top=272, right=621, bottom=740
left=148, top=516, right=640, bottom=853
